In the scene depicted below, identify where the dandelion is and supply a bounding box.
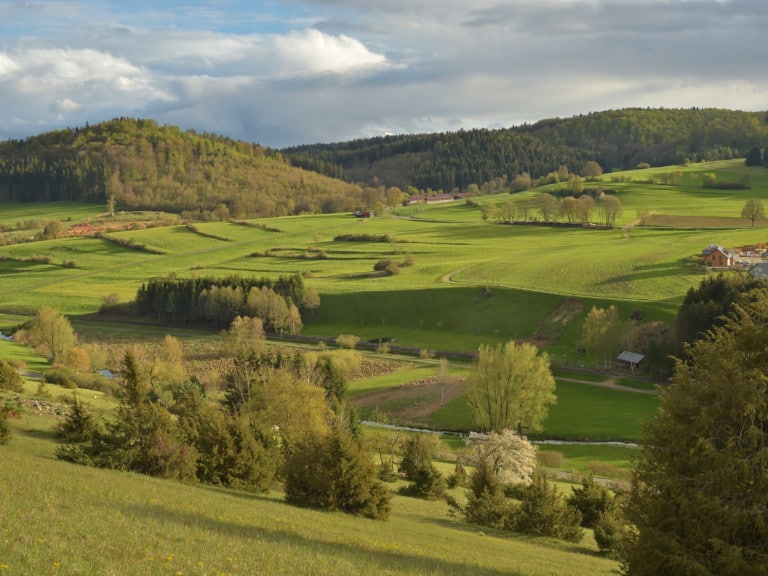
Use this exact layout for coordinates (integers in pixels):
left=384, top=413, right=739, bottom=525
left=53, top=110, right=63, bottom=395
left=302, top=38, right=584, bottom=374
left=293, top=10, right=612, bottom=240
left=0, top=564, right=9, bottom=570
left=52, top=561, right=61, bottom=569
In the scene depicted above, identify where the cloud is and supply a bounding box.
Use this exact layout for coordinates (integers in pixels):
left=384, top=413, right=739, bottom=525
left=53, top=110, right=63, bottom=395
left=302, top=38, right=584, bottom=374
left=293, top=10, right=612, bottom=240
left=273, top=29, right=387, bottom=75
left=49, top=98, right=82, bottom=113
left=0, top=0, right=765, bottom=146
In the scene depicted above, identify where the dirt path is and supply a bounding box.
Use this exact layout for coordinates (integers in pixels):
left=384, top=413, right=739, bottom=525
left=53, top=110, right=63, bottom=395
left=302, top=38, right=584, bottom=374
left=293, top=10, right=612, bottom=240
left=557, top=376, right=658, bottom=395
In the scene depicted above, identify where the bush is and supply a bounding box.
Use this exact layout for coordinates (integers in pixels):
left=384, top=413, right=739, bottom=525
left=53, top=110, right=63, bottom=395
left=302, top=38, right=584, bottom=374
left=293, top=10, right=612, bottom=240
left=0, top=406, right=12, bottom=445
left=56, top=394, right=100, bottom=443
left=335, top=334, right=359, bottom=350
left=398, top=464, right=446, bottom=500
left=536, top=449, right=565, bottom=468
left=593, top=507, right=632, bottom=556
left=566, top=476, right=616, bottom=528
left=0, top=359, right=23, bottom=392
left=513, top=474, right=584, bottom=542
left=373, top=258, right=400, bottom=276
left=284, top=427, right=391, bottom=519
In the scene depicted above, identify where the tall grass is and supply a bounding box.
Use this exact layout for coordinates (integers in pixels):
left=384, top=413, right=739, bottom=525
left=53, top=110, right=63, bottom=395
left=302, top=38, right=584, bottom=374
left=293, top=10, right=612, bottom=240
left=0, top=414, right=619, bottom=576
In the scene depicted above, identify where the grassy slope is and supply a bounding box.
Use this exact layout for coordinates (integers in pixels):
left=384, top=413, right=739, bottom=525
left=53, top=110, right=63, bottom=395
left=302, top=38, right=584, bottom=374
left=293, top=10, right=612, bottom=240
left=0, top=412, right=618, bottom=576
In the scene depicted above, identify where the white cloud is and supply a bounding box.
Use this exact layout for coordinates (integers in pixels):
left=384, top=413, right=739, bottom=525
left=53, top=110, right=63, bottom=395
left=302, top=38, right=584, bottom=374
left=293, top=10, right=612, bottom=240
left=49, top=98, right=82, bottom=113
left=273, top=29, right=387, bottom=75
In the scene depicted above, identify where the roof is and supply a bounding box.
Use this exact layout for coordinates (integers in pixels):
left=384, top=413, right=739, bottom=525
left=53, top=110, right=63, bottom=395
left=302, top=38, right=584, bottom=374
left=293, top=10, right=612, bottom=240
left=702, top=244, right=730, bottom=257
left=617, top=351, right=644, bottom=364
left=749, top=263, right=768, bottom=278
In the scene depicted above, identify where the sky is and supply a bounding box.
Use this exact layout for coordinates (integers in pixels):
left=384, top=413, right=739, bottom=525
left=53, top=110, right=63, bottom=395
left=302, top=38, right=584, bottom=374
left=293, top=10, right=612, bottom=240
left=0, top=0, right=766, bottom=148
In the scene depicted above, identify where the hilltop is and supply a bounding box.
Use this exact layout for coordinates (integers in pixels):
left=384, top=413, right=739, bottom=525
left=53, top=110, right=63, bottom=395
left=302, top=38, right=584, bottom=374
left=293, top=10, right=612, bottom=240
left=284, top=108, right=768, bottom=190
left=0, top=118, right=362, bottom=218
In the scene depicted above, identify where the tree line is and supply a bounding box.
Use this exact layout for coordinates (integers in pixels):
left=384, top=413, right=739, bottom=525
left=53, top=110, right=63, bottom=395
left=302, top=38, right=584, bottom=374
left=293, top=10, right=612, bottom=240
left=133, top=274, right=310, bottom=332
left=285, top=108, right=768, bottom=190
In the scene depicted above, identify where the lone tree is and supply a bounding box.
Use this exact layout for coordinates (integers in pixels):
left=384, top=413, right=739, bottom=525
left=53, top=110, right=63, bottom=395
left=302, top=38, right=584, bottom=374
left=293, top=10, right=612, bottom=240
left=741, top=198, right=765, bottom=226
left=624, top=294, right=768, bottom=575
left=465, top=341, right=556, bottom=434
left=27, top=305, right=77, bottom=363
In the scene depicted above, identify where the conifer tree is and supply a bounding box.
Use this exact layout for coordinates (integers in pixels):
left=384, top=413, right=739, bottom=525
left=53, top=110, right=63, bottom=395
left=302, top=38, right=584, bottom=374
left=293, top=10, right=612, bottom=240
left=625, top=293, right=768, bottom=575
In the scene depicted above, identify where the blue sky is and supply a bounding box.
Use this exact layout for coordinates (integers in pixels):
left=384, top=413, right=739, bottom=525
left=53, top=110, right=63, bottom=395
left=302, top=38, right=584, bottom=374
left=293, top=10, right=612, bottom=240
left=0, top=0, right=766, bottom=148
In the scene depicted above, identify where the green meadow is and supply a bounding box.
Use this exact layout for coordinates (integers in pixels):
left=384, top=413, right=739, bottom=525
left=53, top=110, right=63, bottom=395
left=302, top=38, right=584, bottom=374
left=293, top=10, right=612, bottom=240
left=3, top=159, right=767, bottom=355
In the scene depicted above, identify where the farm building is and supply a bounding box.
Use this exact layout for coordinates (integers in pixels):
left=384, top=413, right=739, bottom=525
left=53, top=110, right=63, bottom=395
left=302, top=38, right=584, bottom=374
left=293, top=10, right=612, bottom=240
left=617, top=351, right=644, bottom=372
left=405, top=193, right=467, bottom=206
left=749, top=262, right=768, bottom=279
left=701, top=244, right=737, bottom=268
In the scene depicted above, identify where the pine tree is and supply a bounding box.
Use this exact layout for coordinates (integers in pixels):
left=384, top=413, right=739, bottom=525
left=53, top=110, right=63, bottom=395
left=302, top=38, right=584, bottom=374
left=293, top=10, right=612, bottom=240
left=625, top=293, right=768, bottom=575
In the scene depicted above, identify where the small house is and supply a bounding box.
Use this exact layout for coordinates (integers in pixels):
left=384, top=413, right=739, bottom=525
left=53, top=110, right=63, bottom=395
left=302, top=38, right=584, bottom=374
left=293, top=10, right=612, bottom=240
left=702, top=244, right=736, bottom=268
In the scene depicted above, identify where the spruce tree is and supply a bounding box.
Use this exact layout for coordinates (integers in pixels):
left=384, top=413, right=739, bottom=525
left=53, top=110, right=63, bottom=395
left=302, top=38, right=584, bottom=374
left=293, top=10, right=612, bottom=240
left=625, top=293, right=768, bottom=575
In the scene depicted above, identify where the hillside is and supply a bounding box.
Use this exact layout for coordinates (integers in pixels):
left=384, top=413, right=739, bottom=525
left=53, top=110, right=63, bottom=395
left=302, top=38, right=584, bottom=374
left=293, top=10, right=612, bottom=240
left=0, top=118, right=363, bottom=218
left=284, top=108, right=768, bottom=190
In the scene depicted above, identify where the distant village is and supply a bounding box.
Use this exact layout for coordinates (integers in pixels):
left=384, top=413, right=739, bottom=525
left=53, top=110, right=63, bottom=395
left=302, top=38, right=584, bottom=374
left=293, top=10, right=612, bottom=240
left=702, top=243, right=768, bottom=278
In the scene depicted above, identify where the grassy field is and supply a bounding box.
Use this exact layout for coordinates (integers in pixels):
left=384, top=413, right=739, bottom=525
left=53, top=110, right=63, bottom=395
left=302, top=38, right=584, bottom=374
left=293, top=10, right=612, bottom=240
left=5, top=163, right=766, bottom=352
left=0, top=407, right=620, bottom=576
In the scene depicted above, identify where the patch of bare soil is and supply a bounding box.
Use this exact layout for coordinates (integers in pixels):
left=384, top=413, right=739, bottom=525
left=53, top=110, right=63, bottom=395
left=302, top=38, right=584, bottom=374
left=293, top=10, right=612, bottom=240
left=352, top=376, right=465, bottom=425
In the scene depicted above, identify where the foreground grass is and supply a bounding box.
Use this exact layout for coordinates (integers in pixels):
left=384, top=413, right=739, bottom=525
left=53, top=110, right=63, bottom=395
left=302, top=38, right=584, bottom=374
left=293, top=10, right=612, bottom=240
left=1, top=415, right=618, bottom=576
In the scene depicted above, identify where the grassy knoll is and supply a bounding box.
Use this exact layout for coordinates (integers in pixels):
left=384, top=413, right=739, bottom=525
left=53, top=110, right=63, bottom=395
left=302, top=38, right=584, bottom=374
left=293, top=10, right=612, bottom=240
left=0, top=414, right=619, bottom=576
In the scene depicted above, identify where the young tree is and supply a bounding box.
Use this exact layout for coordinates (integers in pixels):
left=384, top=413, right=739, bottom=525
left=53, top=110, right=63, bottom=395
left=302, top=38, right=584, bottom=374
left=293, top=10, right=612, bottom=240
left=741, top=198, right=765, bottom=226
left=536, top=193, right=559, bottom=222
left=0, top=406, right=13, bottom=444
left=567, top=174, right=584, bottom=195
left=27, top=305, right=77, bottom=363
left=222, top=315, right=265, bottom=355
left=582, top=305, right=621, bottom=367
left=581, top=160, right=603, bottom=180
left=624, top=295, right=768, bottom=575
left=284, top=425, right=391, bottom=519
left=745, top=145, right=763, bottom=166
left=465, top=341, right=557, bottom=434
left=598, top=195, right=623, bottom=228
left=0, top=359, right=23, bottom=392
left=466, top=429, right=537, bottom=485
left=560, top=196, right=580, bottom=223
left=302, top=287, right=321, bottom=316
left=577, top=194, right=595, bottom=225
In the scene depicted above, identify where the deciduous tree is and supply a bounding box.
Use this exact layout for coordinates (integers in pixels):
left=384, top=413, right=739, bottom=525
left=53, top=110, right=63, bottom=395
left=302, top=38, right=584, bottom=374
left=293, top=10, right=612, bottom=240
left=741, top=198, right=765, bottom=226
left=27, top=305, right=76, bottom=363
left=466, top=429, right=537, bottom=485
left=465, top=341, right=556, bottom=434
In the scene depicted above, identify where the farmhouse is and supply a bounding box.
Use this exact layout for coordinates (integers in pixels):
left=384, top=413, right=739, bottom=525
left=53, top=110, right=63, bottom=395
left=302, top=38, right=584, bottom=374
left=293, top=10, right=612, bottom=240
left=701, top=244, right=737, bottom=268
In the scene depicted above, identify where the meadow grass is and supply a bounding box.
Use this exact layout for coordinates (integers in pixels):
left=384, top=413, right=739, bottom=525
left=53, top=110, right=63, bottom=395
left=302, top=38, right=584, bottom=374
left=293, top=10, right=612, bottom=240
left=0, top=415, right=619, bottom=576
left=537, top=444, right=639, bottom=477
left=1, top=160, right=766, bottom=356
left=541, top=381, right=658, bottom=442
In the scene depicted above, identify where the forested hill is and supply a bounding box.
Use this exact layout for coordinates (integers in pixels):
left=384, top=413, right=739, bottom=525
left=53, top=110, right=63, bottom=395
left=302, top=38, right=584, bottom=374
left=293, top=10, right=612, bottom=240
left=0, top=118, right=363, bottom=218
left=283, top=108, right=768, bottom=191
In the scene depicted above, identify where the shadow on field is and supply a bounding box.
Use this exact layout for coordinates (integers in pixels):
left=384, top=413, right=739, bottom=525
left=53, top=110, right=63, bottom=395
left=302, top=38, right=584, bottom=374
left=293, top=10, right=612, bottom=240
left=417, top=514, right=607, bottom=559
left=115, top=499, right=521, bottom=576
left=595, top=260, right=689, bottom=287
